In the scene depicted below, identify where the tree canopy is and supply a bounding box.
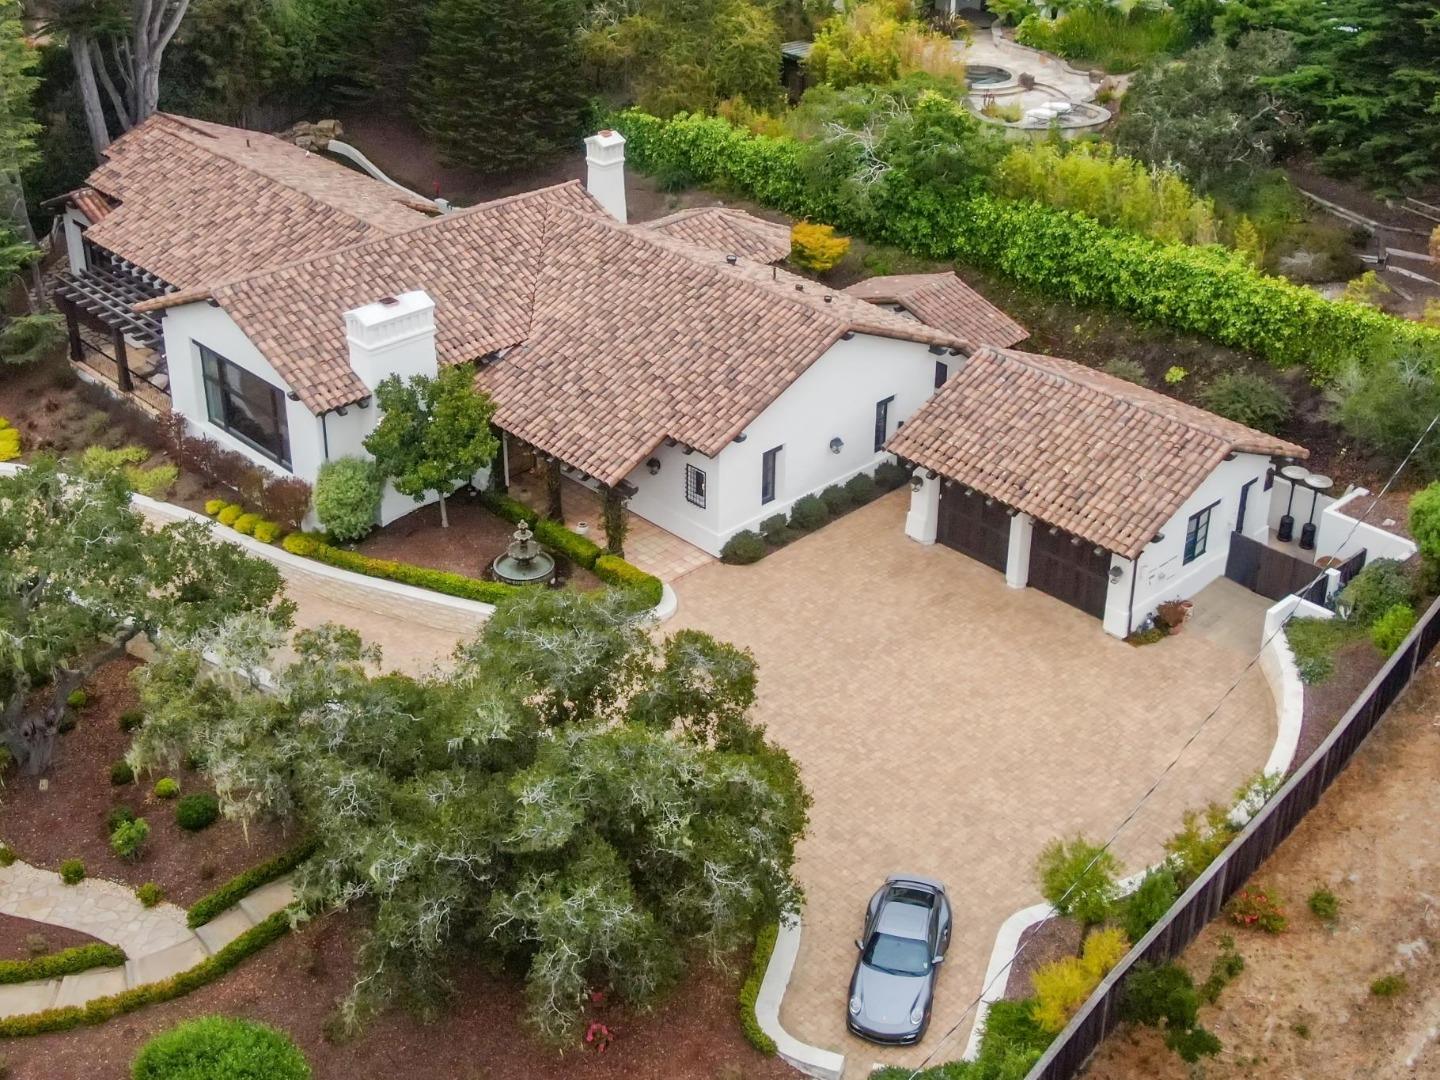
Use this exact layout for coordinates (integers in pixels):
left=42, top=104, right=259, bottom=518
left=129, top=588, right=810, bottom=1042
left=1, top=456, right=292, bottom=774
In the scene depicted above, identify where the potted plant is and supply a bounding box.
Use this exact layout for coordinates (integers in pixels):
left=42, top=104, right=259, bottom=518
left=1155, top=599, right=1194, bottom=634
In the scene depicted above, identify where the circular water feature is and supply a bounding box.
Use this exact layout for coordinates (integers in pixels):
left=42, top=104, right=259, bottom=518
left=966, top=65, right=1012, bottom=88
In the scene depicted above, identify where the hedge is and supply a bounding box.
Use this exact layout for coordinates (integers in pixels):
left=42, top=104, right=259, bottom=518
left=0, top=943, right=127, bottom=986
left=187, top=837, right=317, bottom=929
left=594, top=554, right=664, bottom=606
left=478, top=489, right=540, bottom=527
left=534, top=518, right=603, bottom=569
left=0, top=911, right=290, bottom=1038
left=610, top=110, right=1440, bottom=383
left=738, top=922, right=779, bottom=1055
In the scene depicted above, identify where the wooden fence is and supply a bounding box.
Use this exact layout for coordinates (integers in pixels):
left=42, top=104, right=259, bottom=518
left=1224, top=532, right=1332, bottom=606
left=1024, top=592, right=1440, bottom=1080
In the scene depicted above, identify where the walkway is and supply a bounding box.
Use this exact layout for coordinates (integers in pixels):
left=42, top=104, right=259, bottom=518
left=0, top=860, right=294, bottom=1019
left=669, top=492, right=1276, bottom=1074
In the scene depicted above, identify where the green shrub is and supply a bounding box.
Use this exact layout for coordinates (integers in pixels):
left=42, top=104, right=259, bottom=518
left=759, top=513, right=789, bottom=543
left=819, top=483, right=853, bottom=515
left=59, top=860, right=85, bottom=885
left=136, top=883, right=164, bottom=908
left=1120, top=961, right=1199, bottom=1030
left=106, top=806, right=137, bottom=834
left=1166, top=1024, right=1223, bottom=1062
left=0, top=846, right=14, bottom=867
left=738, top=923, right=778, bottom=1054
left=1228, top=887, right=1288, bottom=933
left=203, top=498, right=227, bottom=516
left=1102, top=358, right=1147, bottom=384
left=1285, top=616, right=1361, bottom=684
left=118, top=710, right=144, bottom=732
left=593, top=555, right=665, bottom=606
left=110, top=818, right=150, bottom=860
left=534, top=518, right=602, bottom=569
left=282, top=531, right=520, bottom=605
left=1163, top=803, right=1235, bottom=888
left=1334, top=353, right=1440, bottom=481
left=176, top=793, right=220, bottom=832
left=215, top=504, right=243, bottom=527
left=1197, top=372, right=1292, bottom=434
left=66, top=689, right=88, bottom=709
left=231, top=512, right=261, bottom=536
left=788, top=494, right=829, bottom=531
left=153, top=778, right=180, bottom=800
left=1031, top=927, right=1130, bottom=1033
left=1371, top=973, right=1407, bottom=997
left=1016, top=7, right=1186, bottom=73
left=1337, top=559, right=1415, bottom=626
left=874, top=461, right=910, bottom=490
left=1198, top=937, right=1244, bottom=1004
left=721, top=530, right=767, bottom=565
left=1370, top=603, right=1417, bottom=655
left=110, top=760, right=135, bottom=786
left=0, top=942, right=126, bottom=985
left=129, top=464, right=178, bottom=499
left=1121, top=868, right=1179, bottom=943
left=844, top=471, right=879, bottom=503
left=130, top=1016, right=311, bottom=1080
left=1307, top=887, right=1340, bottom=923
left=477, top=489, right=540, bottom=526
left=1035, top=836, right=1119, bottom=927
left=187, top=838, right=317, bottom=928
left=251, top=519, right=282, bottom=544
left=1410, top=482, right=1440, bottom=564
left=312, top=457, right=382, bottom=542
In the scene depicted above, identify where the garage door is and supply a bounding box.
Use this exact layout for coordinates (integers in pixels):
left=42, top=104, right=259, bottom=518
left=937, top=487, right=1011, bottom=573
left=1028, top=526, right=1112, bottom=618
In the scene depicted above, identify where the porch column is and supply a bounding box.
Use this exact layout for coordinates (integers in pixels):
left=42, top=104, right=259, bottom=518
left=111, top=326, right=133, bottom=393
left=601, top=486, right=627, bottom=557
left=492, top=426, right=510, bottom=494
left=1102, top=555, right=1134, bottom=639
left=541, top=456, right=564, bottom=521
left=904, top=469, right=940, bottom=544
left=62, top=299, right=82, bottom=364
left=1005, top=512, right=1033, bottom=589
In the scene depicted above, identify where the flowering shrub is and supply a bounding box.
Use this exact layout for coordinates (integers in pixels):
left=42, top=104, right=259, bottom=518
left=1228, top=888, right=1288, bottom=934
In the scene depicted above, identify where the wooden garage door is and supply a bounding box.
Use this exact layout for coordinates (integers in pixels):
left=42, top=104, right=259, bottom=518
left=1029, top=526, right=1111, bottom=619
left=937, top=487, right=1011, bottom=573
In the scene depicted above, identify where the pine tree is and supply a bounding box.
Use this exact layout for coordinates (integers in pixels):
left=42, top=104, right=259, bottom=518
left=0, top=0, right=41, bottom=301
left=416, top=0, right=586, bottom=175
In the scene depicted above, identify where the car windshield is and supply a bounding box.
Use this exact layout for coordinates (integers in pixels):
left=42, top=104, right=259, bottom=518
left=863, top=932, right=931, bottom=977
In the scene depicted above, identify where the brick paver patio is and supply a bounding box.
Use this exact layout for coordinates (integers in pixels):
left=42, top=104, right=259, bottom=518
left=669, top=491, right=1276, bottom=1075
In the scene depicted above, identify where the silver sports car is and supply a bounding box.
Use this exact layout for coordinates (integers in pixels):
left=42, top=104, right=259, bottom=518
left=846, top=874, right=953, bottom=1045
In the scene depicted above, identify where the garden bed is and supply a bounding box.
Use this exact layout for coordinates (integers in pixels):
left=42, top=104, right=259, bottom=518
left=0, top=915, right=105, bottom=962
left=1293, top=638, right=1387, bottom=767
left=0, top=910, right=796, bottom=1080
left=0, top=658, right=295, bottom=907
left=1001, top=915, right=1085, bottom=1001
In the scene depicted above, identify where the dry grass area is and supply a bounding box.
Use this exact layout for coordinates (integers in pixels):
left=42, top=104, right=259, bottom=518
left=1086, top=660, right=1440, bottom=1079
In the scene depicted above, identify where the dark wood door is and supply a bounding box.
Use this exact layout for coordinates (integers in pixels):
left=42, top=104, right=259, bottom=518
left=1028, top=526, right=1111, bottom=618
left=937, top=487, right=1011, bottom=573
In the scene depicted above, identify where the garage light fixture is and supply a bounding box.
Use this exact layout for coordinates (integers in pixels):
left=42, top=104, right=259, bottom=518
left=1006, top=508, right=1019, bottom=517
left=1093, top=547, right=1105, bottom=557
left=646, top=458, right=661, bottom=475
left=1108, top=565, right=1124, bottom=584
left=1048, top=526, right=1059, bottom=536
left=909, top=474, right=924, bottom=493
left=829, top=437, right=844, bottom=454
left=925, top=469, right=938, bottom=480
left=1070, top=536, right=1081, bottom=546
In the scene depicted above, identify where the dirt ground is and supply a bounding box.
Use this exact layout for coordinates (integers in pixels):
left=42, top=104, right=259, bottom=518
left=1085, top=659, right=1440, bottom=1080
left=0, top=910, right=793, bottom=1080
left=0, top=915, right=102, bottom=962
left=0, top=658, right=295, bottom=907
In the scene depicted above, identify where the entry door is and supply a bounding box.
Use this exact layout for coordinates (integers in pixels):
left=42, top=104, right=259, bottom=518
left=1236, top=478, right=1257, bottom=535
left=1028, top=527, right=1111, bottom=618
left=937, top=487, right=1010, bottom=573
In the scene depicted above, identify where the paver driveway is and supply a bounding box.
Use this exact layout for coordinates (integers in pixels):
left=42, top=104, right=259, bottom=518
left=670, top=491, right=1275, bottom=1075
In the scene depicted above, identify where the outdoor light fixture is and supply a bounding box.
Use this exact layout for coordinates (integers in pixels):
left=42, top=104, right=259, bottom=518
left=1006, top=508, right=1019, bottom=517
left=984, top=497, right=995, bottom=507
left=925, top=469, right=938, bottom=480
left=909, top=475, right=924, bottom=493
left=1108, top=566, right=1124, bottom=584
left=286, top=390, right=300, bottom=401
left=1048, top=526, right=1059, bottom=536
left=829, top=437, right=844, bottom=454
left=1093, top=547, right=1105, bottom=558
left=646, top=458, right=661, bottom=475
left=1070, top=536, right=1082, bottom=546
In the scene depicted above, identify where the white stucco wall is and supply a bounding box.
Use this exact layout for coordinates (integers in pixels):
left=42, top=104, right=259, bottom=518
left=61, top=209, right=88, bottom=272
left=617, top=333, right=946, bottom=555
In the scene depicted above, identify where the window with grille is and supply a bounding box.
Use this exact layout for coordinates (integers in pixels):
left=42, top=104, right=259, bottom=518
left=685, top=463, right=707, bottom=508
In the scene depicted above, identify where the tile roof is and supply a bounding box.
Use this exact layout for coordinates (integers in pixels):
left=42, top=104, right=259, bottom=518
left=887, top=347, right=1306, bottom=559
left=642, top=206, right=793, bottom=264
left=71, top=187, right=114, bottom=223
left=81, top=114, right=433, bottom=288
left=843, top=273, right=1028, bottom=349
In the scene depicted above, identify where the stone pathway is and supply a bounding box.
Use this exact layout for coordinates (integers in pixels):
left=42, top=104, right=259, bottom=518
left=0, top=861, right=295, bottom=1019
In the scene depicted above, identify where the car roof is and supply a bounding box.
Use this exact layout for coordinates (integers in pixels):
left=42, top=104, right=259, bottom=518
left=875, top=892, right=932, bottom=940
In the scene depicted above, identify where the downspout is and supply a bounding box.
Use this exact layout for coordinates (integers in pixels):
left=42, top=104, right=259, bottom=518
left=1125, top=555, right=1139, bottom=637
left=320, top=410, right=331, bottom=461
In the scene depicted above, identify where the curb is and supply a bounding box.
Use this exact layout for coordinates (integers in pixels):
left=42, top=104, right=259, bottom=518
left=755, top=915, right=845, bottom=1080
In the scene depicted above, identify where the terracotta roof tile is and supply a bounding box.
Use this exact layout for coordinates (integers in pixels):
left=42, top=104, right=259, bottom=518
left=643, top=206, right=793, bottom=264
left=887, top=347, right=1307, bottom=559
left=843, top=273, right=1028, bottom=349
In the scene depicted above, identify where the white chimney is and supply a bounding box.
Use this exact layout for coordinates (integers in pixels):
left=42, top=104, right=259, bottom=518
left=343, top=290, right=438, bottom=392
left=584, top=130, right=627, bottom=224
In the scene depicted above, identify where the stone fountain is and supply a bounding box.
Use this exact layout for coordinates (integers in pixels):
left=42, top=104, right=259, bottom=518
left=491, top=520, right=556, bottom=586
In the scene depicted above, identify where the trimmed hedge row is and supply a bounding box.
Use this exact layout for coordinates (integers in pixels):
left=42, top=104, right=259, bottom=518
left=0, top=911, right=290, bottom=1038
left=595, top=555, right=664, bottom=607
left=610, top=110, right=1440, bottom=382
left=738, top=922, right=779, bottom=1056
left=0, top=943, right=127, bottom=986
left=187, top=837, right=317, bottom=929
left=281, top=531, right=521, bottom=605
left=480, top=488, right=608, bottom=568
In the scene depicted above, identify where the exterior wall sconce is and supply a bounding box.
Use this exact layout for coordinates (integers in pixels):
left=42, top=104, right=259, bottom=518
left=909, top=474, right=924, bottom=493
left=924, top=469, right=938, bottom=480
left=1108, top=565, right=1124, bottom=584
left=646, top=458, right=661, bottom=475
left=984, top=497, right=995, bottom=507
left=285, top=390, right=300, bottom=401
left=829, top=437, right=844, bottom=454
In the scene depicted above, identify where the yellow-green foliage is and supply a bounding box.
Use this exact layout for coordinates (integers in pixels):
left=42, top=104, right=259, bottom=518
left=1342, top=270, right=1392, bottom=309
left=204, top=498, right=228, bottom=516
left=790, top=221, right=851, bottom=272
left=995, top=141, right=1217, bottom=246
left=232, top=512, right=261, bottom=536
left=216, top=504, right=243, bottom=526
left=79, top=445, right=177, bottom=497
left=0, top=417, right=19, bottom=462
left=1031, top=927, right=1131, bottom=1033
left=806, top=0, right=966, bottom=90
left=1232, top=216, right=1264, bottom=269
left=252, top=520, right=282, bottom=544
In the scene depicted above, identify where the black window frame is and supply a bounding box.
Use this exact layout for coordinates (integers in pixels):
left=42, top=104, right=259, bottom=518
left=874, top=395, right=895, bottom=453
left=934, top=360, right=948, bottom=389
left=684, top=462, right=707, bottom=508
left=199, top=343, right=293, bottom=469
left=761, top=445, right=781, bottom=505
left=1183, top=501, right=1218, bottom=564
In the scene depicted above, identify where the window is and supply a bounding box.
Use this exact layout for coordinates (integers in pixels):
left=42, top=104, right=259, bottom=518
left=199, top=343, right=292, bottom=468
left=1183, top=502, right=1217, bottom=564
left=874, top=396, right=895, bottom=452
left=684, top=463, right=707, bottom=508
left=761, top=446, right=781, bottom=505
left=934, top=360, right=948, bottom=389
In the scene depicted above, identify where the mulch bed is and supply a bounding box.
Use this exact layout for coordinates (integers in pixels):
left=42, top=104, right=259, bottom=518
left=0, top=911, right=794, bottom=1080
left=354, top=490, right=602, bottom=590
left=1292, top=638, right=1387, bottom=768
left=1002, top=915, right=1085, bottom=1001
left=0, top=657, right=294, bottom=907
left=0, top=914, right=104, bottom=962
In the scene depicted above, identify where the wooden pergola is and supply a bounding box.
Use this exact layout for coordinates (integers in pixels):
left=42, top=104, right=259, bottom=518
left=52, top=242, right=171, bottom=395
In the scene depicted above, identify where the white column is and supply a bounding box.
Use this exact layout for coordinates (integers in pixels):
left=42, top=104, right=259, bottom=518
left=1102, top=555, right=1134, bottom=639
left=1005, top=512, right=1033, bottom=589
left=905, top=471, right=940, bottom=544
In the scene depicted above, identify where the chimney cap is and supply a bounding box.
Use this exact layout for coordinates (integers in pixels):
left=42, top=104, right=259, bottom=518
left=379, top=295, right=399, bottom=306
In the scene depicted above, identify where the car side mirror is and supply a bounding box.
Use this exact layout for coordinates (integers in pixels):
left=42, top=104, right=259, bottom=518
left=933, top=954, right=945, bottom=965
left=855, top=939, right=864, bottom=951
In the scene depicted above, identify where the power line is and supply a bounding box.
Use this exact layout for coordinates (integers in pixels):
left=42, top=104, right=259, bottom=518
left=902, top=409, right=1440, bottom=1078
